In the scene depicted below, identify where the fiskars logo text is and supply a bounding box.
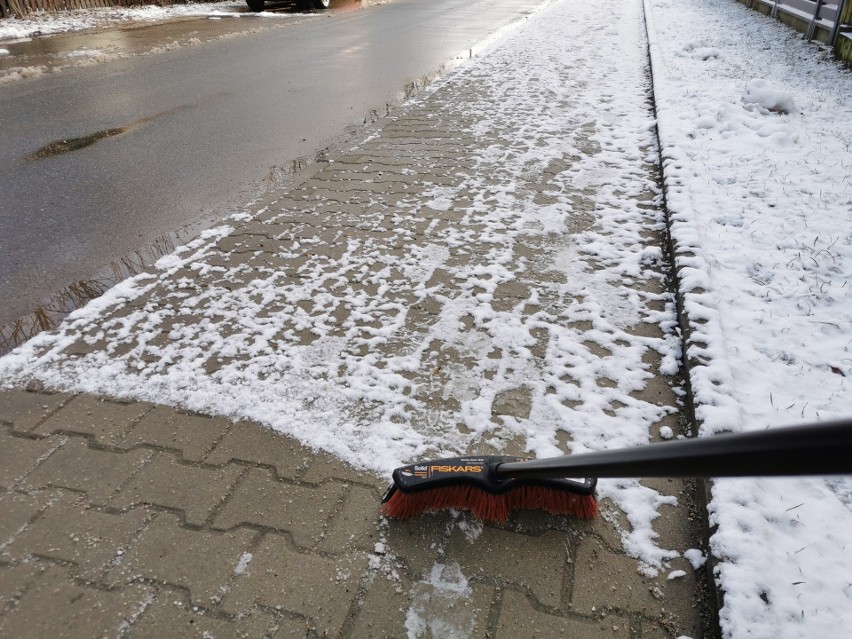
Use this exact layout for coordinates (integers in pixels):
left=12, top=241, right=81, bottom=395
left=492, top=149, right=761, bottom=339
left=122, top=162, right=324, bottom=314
left=430, top=465, right=483, bottom=473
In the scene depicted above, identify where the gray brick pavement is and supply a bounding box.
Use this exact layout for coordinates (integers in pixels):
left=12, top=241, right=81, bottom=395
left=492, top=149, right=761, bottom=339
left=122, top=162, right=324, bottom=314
left=0, top=390, right=710, bottom=637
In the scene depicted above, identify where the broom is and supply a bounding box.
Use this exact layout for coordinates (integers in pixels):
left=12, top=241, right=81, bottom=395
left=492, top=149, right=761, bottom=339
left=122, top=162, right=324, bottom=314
left=381, top=418, right=852, bottom=522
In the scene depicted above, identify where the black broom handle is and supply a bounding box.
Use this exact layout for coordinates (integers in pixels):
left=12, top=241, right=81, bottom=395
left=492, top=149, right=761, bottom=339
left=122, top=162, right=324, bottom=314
left=494, top=419, right=852, bottom=479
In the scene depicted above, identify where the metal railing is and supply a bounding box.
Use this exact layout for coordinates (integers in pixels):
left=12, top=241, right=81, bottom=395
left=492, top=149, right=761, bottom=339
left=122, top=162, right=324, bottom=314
left=747, top=0, right=849, bottom=43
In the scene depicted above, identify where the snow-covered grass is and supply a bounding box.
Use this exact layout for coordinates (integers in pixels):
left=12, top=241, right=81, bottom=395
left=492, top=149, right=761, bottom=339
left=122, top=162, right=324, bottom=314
left=646, top=0, right=852, bottom=637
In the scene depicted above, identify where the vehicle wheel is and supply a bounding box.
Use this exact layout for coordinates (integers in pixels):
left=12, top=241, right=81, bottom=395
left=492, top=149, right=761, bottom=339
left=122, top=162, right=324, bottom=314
left=246, top=0, right=265, bottom=11
left=313, top=0, right=330, bottom=8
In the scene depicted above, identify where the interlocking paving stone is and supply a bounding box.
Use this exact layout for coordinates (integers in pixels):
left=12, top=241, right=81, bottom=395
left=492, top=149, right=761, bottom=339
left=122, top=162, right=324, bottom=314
left=496, top=589, right=629, bottom=638
left=317, top=484, right=382, bottom=554
left=20, top=438, right=151, bottom=506
left=0, top=561, right=44, bottom=613
left=0, top=564, right=153, bottom=639
left=0, top=430, right=61, bottom=490
left=0, top=491, right=57, bottom=544
left=205, top=422, right=314, bottom=480
left=0, top=390, right=72, bottom=434
left=212, top=468, right=343, bottom=548
left=571, top=538, right=661, bottom=616
left=122, top=406, right=230, bottom=461
left=112, top=451, right=242, bottom=527
left=222, top=533, right=367, bottom=636
left=381, top=517, right=453, bottom=576
left=400, top=567, right=494, bottom=639
left=349, top=570, right=414, bottom=639
left=445, top=526, right=570, bottom=608
left=3, top=492, right=149, bottom=580
left=33, top=394, right=152, bottom=446
left=109, top=513, right=256, bottom=607
left=301, top=450, right=386, bottom=488
left=128, top=592, right=288, bottom=639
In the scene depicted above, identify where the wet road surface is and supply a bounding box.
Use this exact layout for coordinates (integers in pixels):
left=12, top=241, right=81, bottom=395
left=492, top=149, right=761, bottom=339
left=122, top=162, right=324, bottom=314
left=0, top=0, right=548, bottom=333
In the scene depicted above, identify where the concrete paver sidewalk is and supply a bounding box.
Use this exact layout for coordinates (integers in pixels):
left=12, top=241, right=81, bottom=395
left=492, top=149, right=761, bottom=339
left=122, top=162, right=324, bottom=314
left=1, top=389, right=707, bottom=638
left=0, top=1, right=717, bottom=636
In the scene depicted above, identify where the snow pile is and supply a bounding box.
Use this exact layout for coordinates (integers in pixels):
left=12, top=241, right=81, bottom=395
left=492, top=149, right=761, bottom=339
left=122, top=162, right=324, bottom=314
left=647, top=0, right=852, bottom=636
left=0, top=2, right=275, bottom=42
left=741, top=78, right=798, bottom=115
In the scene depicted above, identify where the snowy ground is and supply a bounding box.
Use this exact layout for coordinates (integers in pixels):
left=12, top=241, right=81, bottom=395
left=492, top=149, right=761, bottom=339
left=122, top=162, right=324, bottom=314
left=0, top=2, right=252, bottom=41
left=646, top=0, right=852, bottom=637
left=1, top=0, right=851, bottom=637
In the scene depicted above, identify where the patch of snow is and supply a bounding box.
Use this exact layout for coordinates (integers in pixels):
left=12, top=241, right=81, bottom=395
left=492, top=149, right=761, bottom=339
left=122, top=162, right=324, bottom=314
left=683, top=548, right=706, bottom=570
left=667, top=569, right=687, bottom=580
left=58, top=48, right=103, bottom=58
left=0, top=48, right=10, bottom=56
left=0, top=3, right=248, bottom=42
left=741, top=78, right=798, bottom=115
left=0, top=65, right=46, bottom=84
left=691, top=47, right=720, bottom=61
left=233, top=551, right=252, bottom=575
left=659, top=425, right=674, bottom=439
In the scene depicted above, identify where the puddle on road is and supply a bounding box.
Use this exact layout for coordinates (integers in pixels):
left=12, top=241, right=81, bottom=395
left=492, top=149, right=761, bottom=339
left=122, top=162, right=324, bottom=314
left=29, top=127, right=126, bottom=159
left=0, top=229, right=195, bottom=357
left=28, top=104, right=193, bottom=160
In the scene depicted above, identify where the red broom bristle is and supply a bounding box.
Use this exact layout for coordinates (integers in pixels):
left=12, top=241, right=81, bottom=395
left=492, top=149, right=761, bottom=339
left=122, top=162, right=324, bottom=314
left=382, top=485, right=598, bottom=522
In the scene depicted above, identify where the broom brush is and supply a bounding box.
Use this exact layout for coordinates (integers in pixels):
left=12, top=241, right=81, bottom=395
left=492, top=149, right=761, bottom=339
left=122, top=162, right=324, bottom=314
left=381, top=418, right=852, bottom=522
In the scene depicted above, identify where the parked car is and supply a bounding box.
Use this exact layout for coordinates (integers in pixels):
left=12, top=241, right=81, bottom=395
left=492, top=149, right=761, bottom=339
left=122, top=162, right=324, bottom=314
left=246, top=0, right=330, bottom=11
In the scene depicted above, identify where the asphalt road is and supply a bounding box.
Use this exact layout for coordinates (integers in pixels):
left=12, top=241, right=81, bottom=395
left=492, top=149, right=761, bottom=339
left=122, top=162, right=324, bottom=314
left=0, top=0, right=547, bottom=327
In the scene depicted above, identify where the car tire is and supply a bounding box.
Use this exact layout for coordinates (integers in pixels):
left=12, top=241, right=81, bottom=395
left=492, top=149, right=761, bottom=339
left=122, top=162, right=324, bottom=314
left=313, top=0, right=330, bottom=8
left=246, top=0, right=265, bottom=11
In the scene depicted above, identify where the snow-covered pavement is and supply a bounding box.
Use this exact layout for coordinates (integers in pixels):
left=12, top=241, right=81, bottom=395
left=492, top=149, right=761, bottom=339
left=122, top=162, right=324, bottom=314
left=1, top=0, right=851, bottom=636
left=1, top=0, right=692, bottom=570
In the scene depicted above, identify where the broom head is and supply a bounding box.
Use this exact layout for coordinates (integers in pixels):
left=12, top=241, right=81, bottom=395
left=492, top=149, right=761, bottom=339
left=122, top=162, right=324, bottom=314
left=381, top=456, right=598, bottom=522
